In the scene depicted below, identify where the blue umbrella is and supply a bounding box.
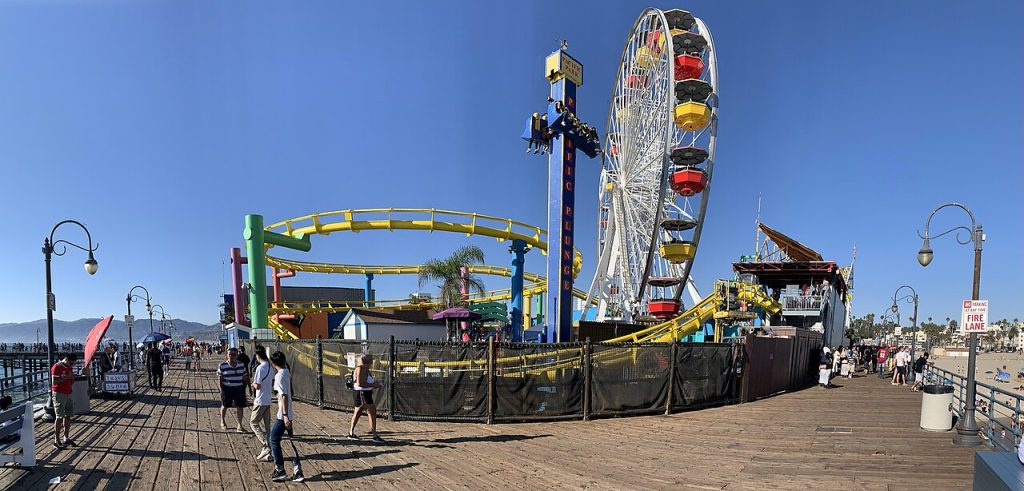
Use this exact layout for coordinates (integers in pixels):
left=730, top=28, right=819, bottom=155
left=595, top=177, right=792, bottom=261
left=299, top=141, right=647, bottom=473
left=139, top=332, right=171, bottom=344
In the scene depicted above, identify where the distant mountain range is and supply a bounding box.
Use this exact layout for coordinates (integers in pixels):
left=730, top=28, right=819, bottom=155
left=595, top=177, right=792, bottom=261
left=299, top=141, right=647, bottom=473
left=0, top=318, right=224, bottom=343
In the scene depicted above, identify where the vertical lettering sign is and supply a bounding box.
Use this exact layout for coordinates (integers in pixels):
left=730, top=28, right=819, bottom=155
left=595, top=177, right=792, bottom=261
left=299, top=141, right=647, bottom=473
left=546, top=77, right=578, bottom=343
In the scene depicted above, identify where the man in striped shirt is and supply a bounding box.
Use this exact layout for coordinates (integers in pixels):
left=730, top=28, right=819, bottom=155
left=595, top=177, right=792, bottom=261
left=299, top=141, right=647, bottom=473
left=218, top=347, right=249, bottom=432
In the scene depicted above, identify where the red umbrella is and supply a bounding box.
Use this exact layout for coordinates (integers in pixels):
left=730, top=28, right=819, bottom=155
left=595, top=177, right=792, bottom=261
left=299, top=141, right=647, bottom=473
left=82, top=315, right=114, bottom=370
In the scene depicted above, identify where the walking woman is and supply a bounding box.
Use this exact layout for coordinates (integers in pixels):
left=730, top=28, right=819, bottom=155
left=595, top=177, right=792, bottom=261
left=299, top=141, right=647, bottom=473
left=268, top=351, right=304, bottom=483
left=348, top=354, right=383, bottom=442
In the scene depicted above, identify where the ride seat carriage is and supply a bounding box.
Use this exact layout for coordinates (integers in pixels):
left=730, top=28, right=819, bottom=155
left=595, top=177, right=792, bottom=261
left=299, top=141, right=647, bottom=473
left=670, top=146, right=709, bottom=166
left=670, top=166, right=708, bottom=197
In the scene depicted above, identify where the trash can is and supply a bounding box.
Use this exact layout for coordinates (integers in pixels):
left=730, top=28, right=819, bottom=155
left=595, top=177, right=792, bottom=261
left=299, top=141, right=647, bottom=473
left=71, top=375, right=90, bottom=415
left=920, top=384, right=954, bottom=431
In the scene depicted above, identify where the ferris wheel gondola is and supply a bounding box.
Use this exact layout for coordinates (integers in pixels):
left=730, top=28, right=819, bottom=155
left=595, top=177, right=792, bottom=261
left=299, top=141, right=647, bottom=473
left=584, top=8, right=719, bottom=323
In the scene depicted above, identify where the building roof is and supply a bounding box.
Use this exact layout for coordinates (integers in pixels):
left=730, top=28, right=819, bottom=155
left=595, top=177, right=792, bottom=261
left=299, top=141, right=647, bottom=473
left=348, top=308, right=445, bottom=325
left=267, top=286, right=367, bottom=303
left=733, top=261, right=848, bottom=293
left=759, top=223, right=823, bottom=262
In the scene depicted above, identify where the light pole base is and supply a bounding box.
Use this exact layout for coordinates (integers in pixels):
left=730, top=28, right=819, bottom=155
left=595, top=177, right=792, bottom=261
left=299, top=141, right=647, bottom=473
left=952, top=425, right=982, bottom=447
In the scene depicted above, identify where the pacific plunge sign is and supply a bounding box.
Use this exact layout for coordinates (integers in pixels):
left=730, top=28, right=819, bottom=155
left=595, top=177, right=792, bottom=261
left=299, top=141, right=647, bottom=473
left=961, top=299, right=988, bottom=334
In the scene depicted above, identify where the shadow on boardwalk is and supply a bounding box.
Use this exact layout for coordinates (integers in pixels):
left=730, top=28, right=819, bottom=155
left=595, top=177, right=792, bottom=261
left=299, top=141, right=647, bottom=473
left=0, top=362, right=981, bottom=490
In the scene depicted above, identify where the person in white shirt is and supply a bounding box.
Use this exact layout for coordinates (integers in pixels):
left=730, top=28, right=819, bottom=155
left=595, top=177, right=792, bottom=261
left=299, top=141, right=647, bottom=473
left=893, top=347, right=909, bottom=386
left=249, top=347, right=275, bottom=462
left=268, top=351, right=303, bottom=483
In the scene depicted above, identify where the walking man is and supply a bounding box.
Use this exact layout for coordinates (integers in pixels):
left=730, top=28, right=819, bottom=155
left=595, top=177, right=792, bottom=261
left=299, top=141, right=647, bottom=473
left=250, top=347, right=274, bottom=461
left=146, top=343, right=164, bottom=390
left=268, top=350, right=304, bottom=482
left=218, top=347, right=249, bottom=432
left=50, top=353, right=77, bottom=449
left=160, top=342, right=171, bottom=374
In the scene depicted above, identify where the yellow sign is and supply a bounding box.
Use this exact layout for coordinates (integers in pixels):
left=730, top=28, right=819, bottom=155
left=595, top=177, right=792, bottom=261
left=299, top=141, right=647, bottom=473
left=545, top=50, right=583, bottom=87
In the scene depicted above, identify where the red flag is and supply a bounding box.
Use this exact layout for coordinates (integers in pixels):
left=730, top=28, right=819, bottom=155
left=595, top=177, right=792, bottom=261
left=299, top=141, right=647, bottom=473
left=83, top=315, right=114, bottom=370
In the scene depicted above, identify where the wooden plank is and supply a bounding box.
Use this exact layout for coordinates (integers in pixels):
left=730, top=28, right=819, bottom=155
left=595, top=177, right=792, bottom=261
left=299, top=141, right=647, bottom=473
left=0, top=361, right=983, bottom=490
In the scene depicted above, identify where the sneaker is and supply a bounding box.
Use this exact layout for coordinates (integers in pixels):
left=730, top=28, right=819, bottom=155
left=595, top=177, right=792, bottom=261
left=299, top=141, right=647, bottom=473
left=221, top=421, right=227, bottom=431
left=291, top=471, right=305, bottom=483
left=271, top=469, right=288, bottom=482
left=236, top=426, right=245, bottom=434
left=255, top=448, right=270, bottom=461
left=371, top=433, right=384, bottom=443
left=62, top=439, right=77, bottom=447
left=347, top=433, right=360, bottom=441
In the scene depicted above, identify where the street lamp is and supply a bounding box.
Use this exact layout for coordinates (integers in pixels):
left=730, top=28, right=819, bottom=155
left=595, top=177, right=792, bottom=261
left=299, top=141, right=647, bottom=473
left=891, top=285, right=919, bottom=382
left=918, top=202, right=984, bottom=447
left=42, top=220, right=99, bottom=419
left=150, top=304, right=167, bottom=334
left=126, top=285, right=153, bottom=370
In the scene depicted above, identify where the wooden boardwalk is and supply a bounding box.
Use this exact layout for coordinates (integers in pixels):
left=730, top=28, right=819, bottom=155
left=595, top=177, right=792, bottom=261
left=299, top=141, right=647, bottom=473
left=0, top=363, right=979, bottom=490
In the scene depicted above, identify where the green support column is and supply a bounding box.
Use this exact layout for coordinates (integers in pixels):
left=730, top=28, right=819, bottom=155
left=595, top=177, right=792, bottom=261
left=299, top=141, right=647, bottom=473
left=243, top=214, right=268, bottom=330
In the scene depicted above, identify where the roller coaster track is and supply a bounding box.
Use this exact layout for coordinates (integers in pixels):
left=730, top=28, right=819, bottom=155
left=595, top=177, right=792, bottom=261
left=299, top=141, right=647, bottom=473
left=264, top=258, right=591, bottom=316
left=267, top=281, right=780, bottom=376
left=264, top=208, right=548, bottom=251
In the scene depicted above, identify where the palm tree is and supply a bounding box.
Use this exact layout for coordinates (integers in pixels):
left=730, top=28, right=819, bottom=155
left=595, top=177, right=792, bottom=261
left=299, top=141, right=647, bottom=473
left=417, top=245, right=487, bottom=308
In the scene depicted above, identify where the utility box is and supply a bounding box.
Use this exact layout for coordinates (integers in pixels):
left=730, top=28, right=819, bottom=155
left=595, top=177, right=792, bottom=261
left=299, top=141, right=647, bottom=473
left=920, top=384, right=954, bottom=431
left=72, top=375, right=90, bottom=415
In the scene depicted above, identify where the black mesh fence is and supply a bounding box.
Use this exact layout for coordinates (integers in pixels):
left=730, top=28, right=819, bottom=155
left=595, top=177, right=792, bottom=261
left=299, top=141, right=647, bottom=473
left=392, top=342, right=488, bottom=422
left=673, top=343, right=734, bottom=410
left=241, top=339, right=736, bottom=422
left=493, top=343, right=584, bottom=422
left=320, top=340, right=391, bottom=412
left=590, top=343, right=671, bottom=417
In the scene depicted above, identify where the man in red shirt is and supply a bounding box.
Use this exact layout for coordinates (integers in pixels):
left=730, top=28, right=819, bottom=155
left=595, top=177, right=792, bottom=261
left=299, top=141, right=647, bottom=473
left=51, top=353, right=77, bottom=449
left=876, top=346, right=889, bottom=380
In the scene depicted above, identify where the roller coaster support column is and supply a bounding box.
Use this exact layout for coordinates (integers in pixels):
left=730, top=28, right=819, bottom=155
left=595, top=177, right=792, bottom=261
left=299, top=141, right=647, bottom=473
left=243, top=214, right=311, bottom=331
left=230, top=248, right=248, bottom=326
left=365, top=273, right=374, bottom=307
left=509, top=239, right=527, bottom=341
left=521, top=42, right=600, bottom=342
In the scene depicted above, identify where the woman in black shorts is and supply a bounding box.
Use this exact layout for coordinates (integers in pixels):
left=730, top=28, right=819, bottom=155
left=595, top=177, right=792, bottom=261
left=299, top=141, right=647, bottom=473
left=347, top=354, right=382, bottom=442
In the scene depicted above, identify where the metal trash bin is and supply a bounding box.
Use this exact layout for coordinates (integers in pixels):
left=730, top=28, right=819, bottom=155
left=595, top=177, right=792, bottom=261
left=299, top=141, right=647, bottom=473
left=72, top=375, right=90, bottom=415
left=920, top=384, right=954, bottom=431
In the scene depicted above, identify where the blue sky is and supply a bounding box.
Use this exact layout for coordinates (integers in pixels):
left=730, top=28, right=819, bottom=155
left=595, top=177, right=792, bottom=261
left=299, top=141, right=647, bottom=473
left=0, top=1, right=1020, bottom=326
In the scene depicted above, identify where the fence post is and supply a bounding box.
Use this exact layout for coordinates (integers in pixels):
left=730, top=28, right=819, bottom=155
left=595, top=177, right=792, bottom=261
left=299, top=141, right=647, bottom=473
left=666, top=342, right=678, bottom=415
left=389, top=336, right=397, bottom=421
left=583, top=338, right=592, bottom=421
left=316, top=337, right=324, bottom=408
left=486, top=337, right=495, bottom=425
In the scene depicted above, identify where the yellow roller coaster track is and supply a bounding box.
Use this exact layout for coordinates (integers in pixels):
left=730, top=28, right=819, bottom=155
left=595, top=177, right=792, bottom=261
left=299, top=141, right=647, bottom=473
left=265, top=208, right=549, bottom=251
left=263, top=258, right=591, bottom=316
left=265, top=281, right=781, bottom=375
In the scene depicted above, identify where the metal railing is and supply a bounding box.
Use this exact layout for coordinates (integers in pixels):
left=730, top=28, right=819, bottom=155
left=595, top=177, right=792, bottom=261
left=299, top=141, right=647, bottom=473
left=781, top=295, right=824, bottom=312
left=0, top=368, right=52, bottom=407
left=923, top=364, right=1023, bottom=451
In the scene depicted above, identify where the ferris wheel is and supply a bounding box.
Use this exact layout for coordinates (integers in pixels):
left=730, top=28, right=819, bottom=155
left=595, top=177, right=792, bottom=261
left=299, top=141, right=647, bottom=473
left=584, top=8, right=719, bottom=323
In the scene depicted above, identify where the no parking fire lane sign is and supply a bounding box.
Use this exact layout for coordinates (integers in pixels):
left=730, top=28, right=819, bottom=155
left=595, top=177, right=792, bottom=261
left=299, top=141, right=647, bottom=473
left=961, top=299, right=988, bottom=334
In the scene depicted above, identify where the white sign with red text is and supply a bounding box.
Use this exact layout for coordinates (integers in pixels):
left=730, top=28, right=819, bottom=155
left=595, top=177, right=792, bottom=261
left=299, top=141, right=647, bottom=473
left=961, top=300, right=988, bottom=333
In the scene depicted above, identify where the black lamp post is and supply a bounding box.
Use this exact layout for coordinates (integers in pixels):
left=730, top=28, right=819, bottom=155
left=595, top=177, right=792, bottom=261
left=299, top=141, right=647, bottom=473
left=150, top=305, right=167, bottom=334
left=42, top=220, right=99, bottom=419
left=126, top=285, right=153, bottom=370
left=917, top=202, right=984, bottom=447
left=891, top=285, right=919, bottom=382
